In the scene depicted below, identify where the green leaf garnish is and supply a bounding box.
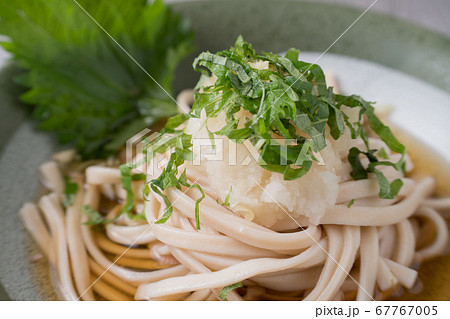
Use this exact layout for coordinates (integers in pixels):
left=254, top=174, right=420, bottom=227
left=347, top=199, right=355, bottom=208
left=221, top=186, right=232, bottom=207
left=141, top=36, right=406, bottom=226
left=119, top=164, right=147, bottom=220
left=151, top=184, right=174, bottom=225
left=62, top=176, right=78, bottom=207
left=347, top=147, right=404, bottom=199
left=191, top=184, right=205, bottom=229
left=374, top=170, right=403, bottom=199
left=347, top=147, right=369, bottom=181
left=218, top=282, right=243, bottom=301
left=377, top=148, right=389, bottom=160
left=81, top=205, right=116, bottom=226
left=83, top=164, right=147, bottom=228
left=147, top=149, right=205, bottom=229
left=0, top=0, right=194, bottom=158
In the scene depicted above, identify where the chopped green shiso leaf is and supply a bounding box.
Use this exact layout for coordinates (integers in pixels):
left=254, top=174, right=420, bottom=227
left=377, top=147, right=389, bottom=160
left=347, top=199, right=355, bottom=208
left=218, top=282, right=243, bottom=300
left=215, top=186, right=232, bottom=206
left=141, top=36, right=406, bottom=227
left=81, top=205, right=117, bottom=227
left=221, top=186, right=232, bottom=207
left=62, top=176, right=78, bottom=207
left=119, top=164, right=147, bottom=219
left=0, top=0, right=194, bottom=158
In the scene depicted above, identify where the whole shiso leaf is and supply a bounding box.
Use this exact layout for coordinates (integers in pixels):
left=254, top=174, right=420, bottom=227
left=0, top=0, right=194, bottom=158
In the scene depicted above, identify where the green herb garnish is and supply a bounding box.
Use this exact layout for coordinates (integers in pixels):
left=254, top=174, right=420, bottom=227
left=142, top=151, right=205, bottom=229
left=119, top=164, right=147, bottom=220
left=218, top=282, right=243, bottom=301
left=221, top=186, right=232, bottom=207
left=347, top=199, right=355, bottom=208
left=81, top=205, right=116, bottom=226
left=142, top=36, right=406, bottom=226
left=0, top=0, right=193, bottom=158
left=62, top=177, right=78, bottom=207
left=83, top=165, right=147, bottom=227
left=347, top=147, right=404, bottom=199
left=377, top=148, right=389, bottom=160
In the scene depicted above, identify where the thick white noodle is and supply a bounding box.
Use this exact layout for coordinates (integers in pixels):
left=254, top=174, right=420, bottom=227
left=414, top=207, right=449, bottom=263
left=39, top=194, right=78, bottom=300
left=19, top=90, right=450, bottom=300
left=135, top=240, right=327, bottom=299
left=19, top=203, right=51, bottom=257
left=65, top=183, right=94, bottom=300
left=357, top=226, right=378, bottom=301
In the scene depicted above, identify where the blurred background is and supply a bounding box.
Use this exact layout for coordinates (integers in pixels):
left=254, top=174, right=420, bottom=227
left=167, top=0, right=450, bottom=38
left=316, top=0, right=450, bottom=38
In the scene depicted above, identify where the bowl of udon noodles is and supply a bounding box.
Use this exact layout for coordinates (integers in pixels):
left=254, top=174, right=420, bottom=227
left=1, top=0, right=450, bottom=301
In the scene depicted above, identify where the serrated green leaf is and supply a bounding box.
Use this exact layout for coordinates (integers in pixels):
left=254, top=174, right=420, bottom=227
left=0, top=0, right=193, bottom=158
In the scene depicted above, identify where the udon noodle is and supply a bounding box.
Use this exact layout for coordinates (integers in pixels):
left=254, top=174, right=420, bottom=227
left=19, top=84, right=450, bottom=301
